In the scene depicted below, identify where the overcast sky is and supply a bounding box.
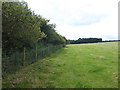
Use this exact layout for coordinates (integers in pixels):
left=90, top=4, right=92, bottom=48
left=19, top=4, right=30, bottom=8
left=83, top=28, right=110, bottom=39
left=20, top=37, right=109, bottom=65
left=24, top=0, right=119, bottom=40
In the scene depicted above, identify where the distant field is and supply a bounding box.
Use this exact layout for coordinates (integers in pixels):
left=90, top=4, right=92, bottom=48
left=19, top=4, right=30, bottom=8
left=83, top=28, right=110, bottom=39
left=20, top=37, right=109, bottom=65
left=3, top=42, right=118, bottom=88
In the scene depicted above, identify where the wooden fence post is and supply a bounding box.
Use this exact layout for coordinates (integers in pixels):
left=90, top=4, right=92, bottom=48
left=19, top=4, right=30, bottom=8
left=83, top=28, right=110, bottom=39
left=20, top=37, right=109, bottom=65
left=23, top=47, right=25, bottom=66
left=36, top=43, right=37, bottom=60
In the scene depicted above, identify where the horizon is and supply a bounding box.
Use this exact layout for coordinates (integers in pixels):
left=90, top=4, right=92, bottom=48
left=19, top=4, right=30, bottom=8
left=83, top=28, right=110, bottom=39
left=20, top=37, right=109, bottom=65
left=67, top=37, right=119, bottom=41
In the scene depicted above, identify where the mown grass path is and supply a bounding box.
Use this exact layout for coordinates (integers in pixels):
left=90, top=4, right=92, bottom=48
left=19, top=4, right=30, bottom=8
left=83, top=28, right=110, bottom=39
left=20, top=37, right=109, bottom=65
left=3, top=42, right=118, bottom=88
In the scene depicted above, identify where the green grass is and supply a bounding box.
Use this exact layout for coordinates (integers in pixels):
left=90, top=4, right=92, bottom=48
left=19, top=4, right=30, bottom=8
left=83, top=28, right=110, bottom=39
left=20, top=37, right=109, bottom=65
left=3, top=42, right=118, bottom=88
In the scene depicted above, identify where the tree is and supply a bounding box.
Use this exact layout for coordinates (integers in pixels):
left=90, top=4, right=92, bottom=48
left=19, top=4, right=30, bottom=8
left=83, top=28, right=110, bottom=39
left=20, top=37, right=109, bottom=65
left=2, top=2, right=46, bottom=54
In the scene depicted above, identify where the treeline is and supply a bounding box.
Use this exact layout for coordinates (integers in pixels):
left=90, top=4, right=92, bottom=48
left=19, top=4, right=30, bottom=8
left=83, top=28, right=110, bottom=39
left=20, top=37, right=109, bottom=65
left=67, top=38, right=102, bottom=44
left=2, top=2, right=66, bottom=55
left=102, top=40, right=120, bottom=42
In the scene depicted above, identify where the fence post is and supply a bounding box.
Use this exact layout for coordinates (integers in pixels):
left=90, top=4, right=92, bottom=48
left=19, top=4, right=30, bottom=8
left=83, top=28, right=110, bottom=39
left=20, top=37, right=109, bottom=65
left=23, top=47, right=25, bottom=66
left=36, top=43, right=37, bottom=60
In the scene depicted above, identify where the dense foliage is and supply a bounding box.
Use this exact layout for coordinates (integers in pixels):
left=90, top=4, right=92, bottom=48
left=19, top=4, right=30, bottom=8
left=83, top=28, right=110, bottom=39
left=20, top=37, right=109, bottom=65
left=67, top=38, right=102, bottom=44
left=2, top=2, right=66, bottom=55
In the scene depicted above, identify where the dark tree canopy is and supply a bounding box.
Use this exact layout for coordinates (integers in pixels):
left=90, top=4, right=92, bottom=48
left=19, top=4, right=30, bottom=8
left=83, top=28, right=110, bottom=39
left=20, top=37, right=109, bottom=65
left=2, top=2, right=66, bottom=55
left=67, top=38, right=102, bottom=44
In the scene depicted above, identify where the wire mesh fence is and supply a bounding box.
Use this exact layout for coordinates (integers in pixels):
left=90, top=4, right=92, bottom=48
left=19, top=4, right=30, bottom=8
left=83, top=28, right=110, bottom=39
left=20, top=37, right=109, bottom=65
left=2, top=44, right=64, bottom=75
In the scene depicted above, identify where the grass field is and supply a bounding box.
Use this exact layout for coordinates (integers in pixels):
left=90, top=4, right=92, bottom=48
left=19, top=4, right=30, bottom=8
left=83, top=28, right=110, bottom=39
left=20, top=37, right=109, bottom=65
left=3, top=42, right=118, bottom=88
